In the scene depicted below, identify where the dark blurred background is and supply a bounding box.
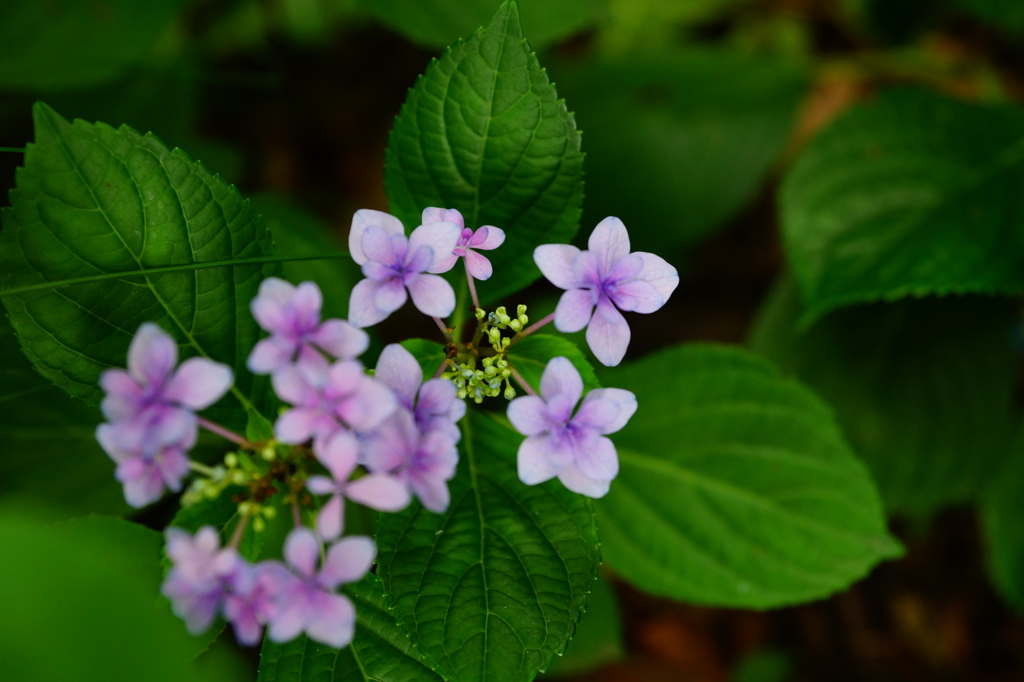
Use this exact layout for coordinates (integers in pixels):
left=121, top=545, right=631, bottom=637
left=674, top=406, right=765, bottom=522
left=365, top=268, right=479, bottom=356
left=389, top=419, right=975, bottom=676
left=3, top=0, right=1024, bottom=680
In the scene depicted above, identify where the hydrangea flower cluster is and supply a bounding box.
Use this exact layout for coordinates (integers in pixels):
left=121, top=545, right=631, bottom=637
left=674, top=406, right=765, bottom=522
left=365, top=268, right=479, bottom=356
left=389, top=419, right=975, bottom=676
left=96, top=205, right=676, bottom=650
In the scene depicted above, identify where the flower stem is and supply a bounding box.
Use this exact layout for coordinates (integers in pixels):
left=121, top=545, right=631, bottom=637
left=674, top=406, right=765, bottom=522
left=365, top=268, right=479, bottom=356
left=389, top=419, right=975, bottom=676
left=508, top=311, right=555, bottom=347
left=229, top=515, right=250, bottom=549
left=465, top=263, right=481, bottom=311
left=292, top=502, right=302, bottom=528
left=433, top=358, right=451, bottom=379
left=197, top=417, right=254, bottom=449
left=189, top=460, right=219, bottom=477
left=432, top=317, right=454, bottom=344
left=508, top=363, right=538, bottom=397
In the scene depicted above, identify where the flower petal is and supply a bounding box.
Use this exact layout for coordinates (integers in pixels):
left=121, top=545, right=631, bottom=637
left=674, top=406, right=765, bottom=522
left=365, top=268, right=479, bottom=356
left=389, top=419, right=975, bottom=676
left=347, top=474, right=412, bottom=512
left=586, top=297, right=631, bottom=367
left=284, top=527, right=321, bottom=578
left=410, top=472, right=451, bottom=513
left=348, top=278, right=392, bottom=328
left=320, top=536, right=376, bottom=588
left=588, top=216, right=631, bottom=275
left=517, top=434, right=569, bottom=485
left=305, top=593, right=356, bottom=649
left=251, top=277, right=296, bottom=333
left=99, top=369, right=143, bottom=421
left=572, top=432, right=619, bottom=481
left=553, top=289, right=595, bottom=333
left=506, top=396, right=551, bottom=437
left=127, top=323, right=178, bottom=389
left=471, top=226, right=505, bottom=250
left=310, top=319, right=369, bottom=360
left=557, top=462, right=611, bottom=498
left=350, top=209, right=404, bottom=265
left=464, top=249, right=493, bottom=280
left=271, top=366, right=315, bottom=406
left=317, top=430, right=360, bottom=481
left=247, top=336, right=296, bottom=374
left=306, top=475, right=337, bottom=496
left=409, top=221, right=462, bottom=273
left=163, top=357, right=233, bottom=410
left=361, top=410, right=417, bottom=473
left=575, top=388, right=637, bottom=435
left=610, top=278, right=662, bottom=313
left=533, top=244, right=581, bottom=290
left=274, top=407, right=321, bottom=444
left=316, top=493, right=345, bottom=541
left=539, top=356, right=584, bottom=405
left=375, top=343, right=423, bottom=409
left=408, top=274, right=456, bottom=318
left=374, top=277, right=408, bottom=315
left=361, top=225, right=402, bottom=265
left=421, top=207, right=464, bottom=228
left=336, top=377, right=397, bottom=432
left=636, top=252, right=680, bottom=305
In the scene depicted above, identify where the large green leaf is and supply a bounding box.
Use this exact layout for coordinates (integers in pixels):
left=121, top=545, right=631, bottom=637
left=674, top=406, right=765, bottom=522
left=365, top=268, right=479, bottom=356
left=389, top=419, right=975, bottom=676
left=384, top=0, right=584, bottom=303
left=257, top=575, right=444, bottom=682
left=0, top=103, right=278, bottom=410
left=749, top=277, right=1017, bottom=514
left=554, top=49, right=805, bottom=253
left=543, top=574, right=624, bottom=677
left=361, top=0, right=602, bottom=50
left=595, top=344, right=901, bottom=608
left=0, top=315, right=127, bottom=515
left=376, top=410, right=601, bottom=682
left=981, top=428, right=1024, bottom=612
left=0, top=511, right=240, bottom=682
left=0, top=0, right=189, bottom=91
left=507, top=333, right=599, bottom=395
left=781, top=88, right=1024, bottom=322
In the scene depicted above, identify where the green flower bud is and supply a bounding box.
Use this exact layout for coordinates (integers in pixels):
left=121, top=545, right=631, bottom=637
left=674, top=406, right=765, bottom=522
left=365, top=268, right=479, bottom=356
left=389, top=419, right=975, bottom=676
left=504, top=385, right=516, bottom=400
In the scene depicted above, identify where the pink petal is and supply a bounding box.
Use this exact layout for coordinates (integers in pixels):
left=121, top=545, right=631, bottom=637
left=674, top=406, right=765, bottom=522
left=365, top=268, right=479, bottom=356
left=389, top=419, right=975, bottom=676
left=250, top=277, right=296, bottom=332
left=292, top=281, right=324, bottom=329
left=421, top=207, right=464, bottom=228
left=411, top=473, right=451, bottom=513
left=375, top=344, right=423, bottom=408
left=284, top=528, right=321, bottom=578
left=350, top=209, right=404, bottom=265
left=247, top=336, right=295, bottom=374
left=533, top=244, right=581, bottom=290
left=575, top=388, right=637, bottom=435
left=610, top=279, right=663, bottom=313
left=416, top=379, right=459, bottom=419
left=317, top=430, right=360, bottom=480
left=588, top=216, right=631, bottom=275
left=271, top=366, right=315, bottom=406
left=553, top=289, right=596, bottom=333
left=316, top=493, right=345, bottom=541
left=99, top=369, right=142, bottom=421
left=336, top=377, right=397, bottom=432
left=306, top=475, right=337, bottom=496
left=347, top=474, right=412, bottom=512
left=117, top=458, right=165, bottom=507
left=557, top=462, right=611, bottom=498
left=163, top=357, right=233, bottom=410
left=348, top=278, right=392, bottom=328
left=404, top=245, right=434, bottom=274
left=274, top=407, right=321, bottom=444
left=158, top=448, right=191, bottom=491
left=320, top=536, right=376, bottom=588
left=127, top=323, right=178, bottom=388
left=471, top=226, right=505, bottom=250
left=506, top=396, right=551, bottom=437
left=305, top=593, right=356, bottom=648
left=464, top=250, right=493, bottom=280
left=267, top=592, right=307, bottom=643
left=434, top=252, right=460, bottom=274
left=586, top=297, right=631, bottom=367
left=374, top=277, right=408, bottom=315
left=409, top=222, right=462, bottom=274
left=635, top=252, right=680, bottom=306
left=539, top=357, right=583, bottom=405
left=517, top=434, right=570, bottom=485
left=361, top=225, right=402, bottom=266
left=408, top=274, right=456, bottom=318
left=572, top=432, right=619, bottom=481
left=362, top=411, right=416, bottom=473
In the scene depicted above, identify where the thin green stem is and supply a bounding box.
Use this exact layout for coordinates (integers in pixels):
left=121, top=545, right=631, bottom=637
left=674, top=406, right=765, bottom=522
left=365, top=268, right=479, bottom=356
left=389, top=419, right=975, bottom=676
left=0, top=252, right=350, bottom=298
left=0, top=147, right=25, bottom=153
left=189, top=461, right=219, bottom=477
left=197, top=416, right=253, bottom=449
left=229, top=515, right=250, bottom=549
left=465, top=262, right=481, bottom=310
left=451, top=278, right=468, bottom=342
left=508, top=311, right=555, bottom=347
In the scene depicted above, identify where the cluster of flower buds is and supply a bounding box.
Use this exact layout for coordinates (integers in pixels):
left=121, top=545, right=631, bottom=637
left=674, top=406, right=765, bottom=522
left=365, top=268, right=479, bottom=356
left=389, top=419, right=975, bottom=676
left=97, top=203, right=678, bottom=650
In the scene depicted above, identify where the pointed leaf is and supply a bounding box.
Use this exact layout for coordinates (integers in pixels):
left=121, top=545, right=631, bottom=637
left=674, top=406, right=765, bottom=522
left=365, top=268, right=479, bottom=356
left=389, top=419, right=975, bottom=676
left=385, top=0, right=584, bottom=303
left=376, top=410, right=600, bottom=682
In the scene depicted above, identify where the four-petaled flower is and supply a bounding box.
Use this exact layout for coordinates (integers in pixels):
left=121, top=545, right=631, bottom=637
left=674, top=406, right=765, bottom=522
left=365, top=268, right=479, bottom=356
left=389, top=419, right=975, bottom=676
left=423, top=207, right=505, bottom=280
left=161, top=526, right=241, bottom=635
left=248, top=278, right=368, bottom=375
left=507, top=357, right=637, bottom=498
left=306, top=430, right=411, bottom=540
left=534, top=217, right=679, bottom=366
left=347, top=209, right=461, bottom=327
left=260, top=528, right=375, bottom=648
left=96, top=420, right=193, bottom=507
left=374, top=343, right=466, bottom=444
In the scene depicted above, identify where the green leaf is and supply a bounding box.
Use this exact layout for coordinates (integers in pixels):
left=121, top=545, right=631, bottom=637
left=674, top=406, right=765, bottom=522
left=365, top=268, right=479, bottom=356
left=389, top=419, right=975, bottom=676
left=952, top=0, right=1024, bottom=33
left=555, top=49, right=805, bottom=253
left=0, top=315, right=127, bottom=515
left=980, top=426, right=1024, bottom=612
left=508, top=333, right=599, bottom=395
left=400, top=337, right=448, bottom=378
left=749, top=276, right=1017, bottom=514
left=595, top=344, right=901, bottom=608
left=384, top=0, right=584, bottom=303
left=781, top=88, right=1024, bottom=323
left=543, top=574, right=624, bottom=677
left=169, top=485, right=268, bottom=564
left=0, top=103, right=278, bottom=411
left=376, top=410, right=601, bottom=682
left=251, top=193, right=360, bottom=320
left=0, top=511, right=237, bottom=682
left=256, top=575, right=444, bottom=682
left=362, top=0, right=602, bottom=50
left=0, top=0, right=189, bottom=91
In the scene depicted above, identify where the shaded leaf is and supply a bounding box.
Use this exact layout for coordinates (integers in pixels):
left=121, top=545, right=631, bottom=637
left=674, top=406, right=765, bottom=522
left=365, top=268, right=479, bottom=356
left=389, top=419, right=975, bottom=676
left=508, top=333, right=599, bottom=394
left=981, top=426, right=1024, bottom=612
left=543, top=574, right=624, bottom=677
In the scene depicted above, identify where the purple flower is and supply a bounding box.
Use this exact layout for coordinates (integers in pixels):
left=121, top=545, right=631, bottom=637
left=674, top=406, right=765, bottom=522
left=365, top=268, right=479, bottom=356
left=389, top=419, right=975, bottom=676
left=96, top=421, right=193, bottom=507
left=306, top=430, right=411, bottom=540
left=260, top=528, right=375, bottom=648
left=362, top=409, right=459, bottom=513
left=99, top=322, right=233, bottom=447
left=222, top=562, right=279, bottom=646
left=374, top=343, right=466, bottom=443
left=248, top=278, right=368, bottom=375
left=534, top=217, right=679, bottom=367
left=162, top=527, right=242, bottom=635
left=273, top=360, right=396, bottom=452
left=506, top=357, right=637, bottom=498
left=422, top=207, right=505, bottom=280
left=347, top=209, right=461, bottom=327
